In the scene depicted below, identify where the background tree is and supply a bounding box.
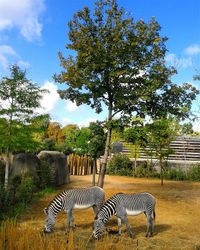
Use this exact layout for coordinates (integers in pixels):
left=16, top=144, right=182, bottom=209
left=144, top=118, right=179, bottom=185
left=181, top=122, right=194, bottom=135
left=55, top=0, right=199, bottom=187
left=46, top=122, right=66, bottom=151
left=62, top=124, right=79, bottom=154
left=0, top=65, right=47, bottom=189
left=123, top=118, right=145, bottom=174
left=75, top=127, right=91, bottom=155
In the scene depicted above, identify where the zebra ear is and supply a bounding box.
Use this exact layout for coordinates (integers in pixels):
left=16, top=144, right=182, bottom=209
left=43, top=208, right=48, bottom=215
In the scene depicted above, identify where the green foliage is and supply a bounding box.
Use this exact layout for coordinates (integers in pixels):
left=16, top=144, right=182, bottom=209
left=55, top=0, right=199, bottom=121
left=185, top=165, right=200, bottom=181
left=0, top=172, right=55, bottom=221
left=133, top=165, right=159, bottom=178
left=55, top=0, right=199, bottom=187
left=75, top=127, right=91, bottom=155
left=16, top=177, right=35, bottom=204
left=107, top=154, right=132, bottom=176
left=180, top=122, right=194, bottom=135
left=0, top=65, right=48, bottom=188
left=62, top=124, right=79, bottom=153
left=144, top=118, right=179, bottom=159
left=87, top=122, right=106, bottom=158
left=37, top=160, right=53, bottom=189
left=162, top=165, right=200, bottom=181
left=164, top=168, right=187, bottom=181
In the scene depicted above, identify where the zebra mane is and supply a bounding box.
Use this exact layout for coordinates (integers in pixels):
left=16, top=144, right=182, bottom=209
left=96, top=193, right=122, bottom=223
left=46, top=190, right=67, bottom=211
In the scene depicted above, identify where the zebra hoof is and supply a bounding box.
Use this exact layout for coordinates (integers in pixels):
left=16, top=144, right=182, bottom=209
left=128, top=233, right=135, bottom=239
left=145, top=233, right=153, bottom=238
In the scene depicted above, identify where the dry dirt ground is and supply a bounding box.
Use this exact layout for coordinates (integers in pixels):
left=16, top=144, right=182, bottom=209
left=11, top=175, right=200, bottom=249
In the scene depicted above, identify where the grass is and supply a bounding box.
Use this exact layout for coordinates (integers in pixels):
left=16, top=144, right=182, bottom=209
left=1, top=175, right=200, bottom=249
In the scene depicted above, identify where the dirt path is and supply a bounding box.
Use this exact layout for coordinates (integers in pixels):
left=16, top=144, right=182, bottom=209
left=16, top=175, right=200, bottom=249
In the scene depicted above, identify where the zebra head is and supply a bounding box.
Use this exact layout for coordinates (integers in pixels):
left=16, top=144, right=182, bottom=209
left=43, top=207, right=55, bottom=233
left=93, top=217, right=105, bottom=239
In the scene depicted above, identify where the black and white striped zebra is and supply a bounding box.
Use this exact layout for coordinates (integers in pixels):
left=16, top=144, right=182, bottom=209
left=43, top=186, right=105, bottom=233
left=93, top=192, right=156, bottom=239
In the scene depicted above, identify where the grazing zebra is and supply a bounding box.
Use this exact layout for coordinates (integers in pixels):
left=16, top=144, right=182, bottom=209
left=43, top=186, right=105, bottom=233
left=93, top=192, right=156, bottom=239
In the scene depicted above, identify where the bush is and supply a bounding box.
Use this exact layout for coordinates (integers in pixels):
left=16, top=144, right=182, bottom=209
left=187, top=165, right=200, bottom=181
left=164, top=168, right=187, bottom=181
left=37, top=160, right=53, bottom=189
left=163, top=165, right=200, bottom=181
left=134, top=165, right=159, bottom=178
left=107, top=154, right=132, bottom=176
left=0, top=184, right=13, bottom=220
left=16, top=177, right=35, bottom=204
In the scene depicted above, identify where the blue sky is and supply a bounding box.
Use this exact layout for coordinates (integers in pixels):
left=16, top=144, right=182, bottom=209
left=0, top=0, right=200, bottom=130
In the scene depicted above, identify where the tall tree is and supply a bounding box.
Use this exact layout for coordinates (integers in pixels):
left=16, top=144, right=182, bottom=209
left=55, top=0, right=199, bottom=187
left=0, top=65, right=46, bottom=189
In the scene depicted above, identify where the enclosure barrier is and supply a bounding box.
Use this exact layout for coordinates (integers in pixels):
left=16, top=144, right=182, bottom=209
left=67, top=154, right=94, bottom=175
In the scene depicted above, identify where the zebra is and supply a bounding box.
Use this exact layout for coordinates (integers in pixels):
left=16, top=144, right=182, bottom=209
left=93, top=192, right=156, bottom=239
left=43, top=186, right=105, bottom=233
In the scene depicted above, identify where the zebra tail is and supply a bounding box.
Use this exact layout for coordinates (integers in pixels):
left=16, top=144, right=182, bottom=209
left=153, top=209, right=156, bottom=221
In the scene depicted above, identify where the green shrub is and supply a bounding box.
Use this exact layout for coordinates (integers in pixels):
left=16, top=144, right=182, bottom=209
left=37, top=160, right=52, bottom=188
left=16, top=177, right=35, bottom=204
left=186, top=165, right=200, bottom=181
left=107, top=154, right=132, bottom=176
left=134, top=165, right=159, bottom=178
left=0, top=184, right=13, bottom=220
left=164, top=168, right=187, bottom=181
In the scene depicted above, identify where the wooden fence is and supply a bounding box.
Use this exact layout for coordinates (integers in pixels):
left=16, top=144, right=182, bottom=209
left=68, top=154, right=94, bottom=175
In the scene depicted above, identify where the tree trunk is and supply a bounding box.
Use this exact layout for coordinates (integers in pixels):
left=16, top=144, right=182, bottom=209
left=134, top=145, right=137, bottom=176
left=97, top=126, right=112, bottom=187
left=97, top=107, right=112, bottom=188
left=92, top=158, right=96, bottom=186
left=160, top=157, right=164, bottom=186
left=4, top=147, right=10, bottom=189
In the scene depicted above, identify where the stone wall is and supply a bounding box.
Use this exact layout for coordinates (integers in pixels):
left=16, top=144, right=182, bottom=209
left=9, top=151, right=69, bottom=186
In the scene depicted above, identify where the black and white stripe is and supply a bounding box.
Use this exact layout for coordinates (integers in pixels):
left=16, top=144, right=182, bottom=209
left=43, top=186, right=105, bottom=233
left=93, top=192, right=156, bottom=239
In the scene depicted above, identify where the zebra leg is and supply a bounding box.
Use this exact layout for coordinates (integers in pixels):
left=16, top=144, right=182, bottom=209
left=92, top=205, right=98, bottom=216
left=66, top=211, right=70, bottom=233
left=70, top=210, right=76, bottom=230
left=117, top=217, right=122, bottom=236
left=122, top=215, right=134, bottom=238
left=145, top=215, right=153, bottom=237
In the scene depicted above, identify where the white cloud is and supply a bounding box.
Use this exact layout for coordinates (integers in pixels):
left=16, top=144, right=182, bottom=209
left=39, top=81, right=60, bottom=113
left=0, top=45, right=16, bottom=69
left=184, top=44, right=200, bottom=56
left=65, top=100, right=79, bottom=113
left=165, top=53, right=192, bottom=69
left=77, top=118, right=97, bottom=127
left=60, top=117, right=73, bottom=126
left=0, top=0, right=45, bottom=42
left=0, top=44, right=30, bottom=70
